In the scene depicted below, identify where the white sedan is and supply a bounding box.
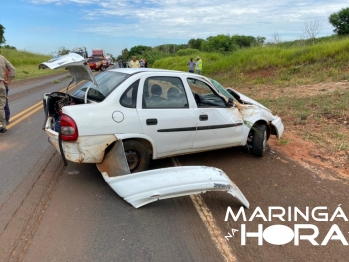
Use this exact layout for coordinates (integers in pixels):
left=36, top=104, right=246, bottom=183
left=38, top=53, right=285, bottom=208
left=40, top=53, right=284, bottom=174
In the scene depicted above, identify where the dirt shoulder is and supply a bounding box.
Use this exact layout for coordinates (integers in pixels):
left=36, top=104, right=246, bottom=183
left=236, top=81, right=349, bottom=178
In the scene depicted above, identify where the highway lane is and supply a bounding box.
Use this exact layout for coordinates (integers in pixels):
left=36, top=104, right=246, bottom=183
left=1, top=67, right=349, bottom=261
left=0, top=67, right=224, bottom=261
left=0, top=72, right=81, bottom=206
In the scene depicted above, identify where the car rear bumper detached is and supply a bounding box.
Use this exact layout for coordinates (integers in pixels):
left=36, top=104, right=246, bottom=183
left=102, top=165, right=250, bottom=209
left=46, top=132, right=251, bottom=209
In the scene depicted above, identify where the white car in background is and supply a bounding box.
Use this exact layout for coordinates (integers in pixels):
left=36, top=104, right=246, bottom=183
left=38, top=53, right=284, bottom=208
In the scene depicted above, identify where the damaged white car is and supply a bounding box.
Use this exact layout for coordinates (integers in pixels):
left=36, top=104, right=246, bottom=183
left=41, top=53, right=284, bottom=172
left=39, top=53, right=284, bottom=208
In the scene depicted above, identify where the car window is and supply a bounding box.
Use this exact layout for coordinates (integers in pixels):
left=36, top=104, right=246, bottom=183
left=187, top=78, right=227, bottom=107
left=142, top=77, right=189, bottom=109
left=88, top=58, right=103, bottom=63
left=73, top=71, right=129, bottom=102
left=120, top=80, right=139, bottom=108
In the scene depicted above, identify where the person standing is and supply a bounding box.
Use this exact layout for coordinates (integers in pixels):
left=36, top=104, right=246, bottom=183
left=4, top=69, right=10, bottom=124
left=129, top=56, right=140, bottom=68
left=187, top=57, right=196, bottom=73
left=195, top=56, right=202, bottom=75
left=0, top=55, right=16, bottom=133
left=118, top=59, right=123, bottom=68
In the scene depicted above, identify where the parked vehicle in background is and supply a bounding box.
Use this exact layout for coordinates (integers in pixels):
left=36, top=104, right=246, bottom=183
left=71, top=47, right=88, bottom=59
left=92, top=48, right=105, bottom=58
left=87, top=57, right=106, bottom=71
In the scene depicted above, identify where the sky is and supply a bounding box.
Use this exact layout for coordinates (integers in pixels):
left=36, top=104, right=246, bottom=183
left=1, top=0, right=348, bottom=57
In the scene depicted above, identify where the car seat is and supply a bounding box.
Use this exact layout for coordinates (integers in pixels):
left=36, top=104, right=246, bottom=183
left=167, top=87, right=180, bottom=100
left=150, top=84, right=166, bottom=101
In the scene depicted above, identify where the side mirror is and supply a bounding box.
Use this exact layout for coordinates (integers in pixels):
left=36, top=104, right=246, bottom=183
left=228, top=97, right=234, bottom=107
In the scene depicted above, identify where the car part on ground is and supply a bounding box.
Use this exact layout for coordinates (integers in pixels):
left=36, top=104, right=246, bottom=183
left=97, top=140, right=249, bottom=209
left=102, top=165, right=250, bottom=209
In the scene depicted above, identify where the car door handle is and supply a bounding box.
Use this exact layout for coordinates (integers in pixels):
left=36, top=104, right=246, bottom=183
left=199, top=115, right=208, bottom=121
left=146, top=118, right=158, bottom=125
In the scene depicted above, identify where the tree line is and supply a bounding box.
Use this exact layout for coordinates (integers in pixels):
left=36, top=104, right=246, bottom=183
left=117, top=34, right=266, bottom=65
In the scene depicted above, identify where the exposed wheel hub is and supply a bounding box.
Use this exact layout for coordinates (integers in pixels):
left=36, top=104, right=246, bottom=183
left=125, top=150, right=140, bottom=170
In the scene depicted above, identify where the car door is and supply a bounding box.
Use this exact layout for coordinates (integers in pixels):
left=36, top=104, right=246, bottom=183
left=137, top=75, right=197, bottom=158
left=186, top=77, right=244, bottom=149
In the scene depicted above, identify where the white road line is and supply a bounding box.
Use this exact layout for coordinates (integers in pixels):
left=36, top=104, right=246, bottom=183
left=171, top=157, right=237, bottom=262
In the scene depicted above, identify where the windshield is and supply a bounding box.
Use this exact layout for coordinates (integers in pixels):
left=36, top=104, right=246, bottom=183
left=73, top=71, right=129, bottom=102
left=88, top=58, right=104, bottom=63
left=209, top=78, right=234, bottom=100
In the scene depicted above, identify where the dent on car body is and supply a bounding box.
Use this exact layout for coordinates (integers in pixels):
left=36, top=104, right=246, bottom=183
left=97, top=141, right=250, bottom=209
left=45, top=122, right=117, bottom=163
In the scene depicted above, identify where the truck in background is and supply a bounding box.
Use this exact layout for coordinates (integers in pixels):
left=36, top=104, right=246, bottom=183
left=71, top=47, right=89, bottom=59
left=92, top=48, right=105, bottom=58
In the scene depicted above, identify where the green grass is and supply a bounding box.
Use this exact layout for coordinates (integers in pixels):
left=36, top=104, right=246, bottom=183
left=153, top=37, right=349, bottom=155
left=153, top=36, right=349, bottom=87
left=0, top=48, right=66, bottom=81
left=258, top=90, right=349, bottom=152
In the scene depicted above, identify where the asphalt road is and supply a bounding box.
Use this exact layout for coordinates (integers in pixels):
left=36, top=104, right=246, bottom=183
left=0, top=66, right=348, bottom=262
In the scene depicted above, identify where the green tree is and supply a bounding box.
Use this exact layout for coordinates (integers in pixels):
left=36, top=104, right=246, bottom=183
left=188, top=38, right=205, bottom=50
left=57, top=46, right=70, bottom=56
left=0, top=24, right=6, bottom=45
left=120, top=48, right=129, bottom=60
left=231, top=35, right=260, bottom=48
left=329, top=7, right=349, bottom=35
left=202, top=34, right=238, bottom=53
left=128, top=45, right=152, bottom=58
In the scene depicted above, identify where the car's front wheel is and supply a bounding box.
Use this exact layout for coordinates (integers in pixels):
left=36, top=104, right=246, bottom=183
left=250, top=124, right=267, bottom=157
left=123, top=140, right=150, bottom=173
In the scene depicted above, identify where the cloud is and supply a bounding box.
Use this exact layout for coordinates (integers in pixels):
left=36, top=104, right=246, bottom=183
left=28, top=0, right=346, bottom=40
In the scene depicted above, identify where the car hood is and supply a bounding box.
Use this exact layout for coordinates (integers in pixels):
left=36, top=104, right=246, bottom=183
left=226, top=88, right=271, bottom=112
left=39, top=53, right=98, bottom=86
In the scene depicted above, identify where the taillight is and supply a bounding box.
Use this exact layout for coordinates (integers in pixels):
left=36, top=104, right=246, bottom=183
left=60, top=114, right=79, bottom=141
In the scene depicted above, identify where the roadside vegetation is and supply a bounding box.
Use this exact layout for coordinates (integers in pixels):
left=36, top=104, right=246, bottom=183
left=151, top=36, right=349, bottom=169
left=1, top=8, right=348, bottom=169
left=0, top=48, right=65, bottom=80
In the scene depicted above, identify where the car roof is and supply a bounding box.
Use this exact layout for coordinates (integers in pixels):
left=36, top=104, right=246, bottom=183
left=109, top=67, right=195, bottom=76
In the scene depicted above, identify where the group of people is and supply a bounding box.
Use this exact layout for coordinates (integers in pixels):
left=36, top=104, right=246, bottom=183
left=187, top=56, right=203, bottom=75
left=118, top=56, right=148, bottom=68
left=0, top=55, right=16, bottom=133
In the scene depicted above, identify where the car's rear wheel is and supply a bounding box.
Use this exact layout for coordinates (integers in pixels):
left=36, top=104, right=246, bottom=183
left=123, top=140, right=150, bottom=173
left=251, top=124, right=267, bottom=157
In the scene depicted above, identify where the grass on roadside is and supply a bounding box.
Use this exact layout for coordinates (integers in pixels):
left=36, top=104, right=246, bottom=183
left=0, top=48, right=66, bottom=80
left=258, top=90, right=349, bottom=152
left=154, top=36, right=349, bottom=88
